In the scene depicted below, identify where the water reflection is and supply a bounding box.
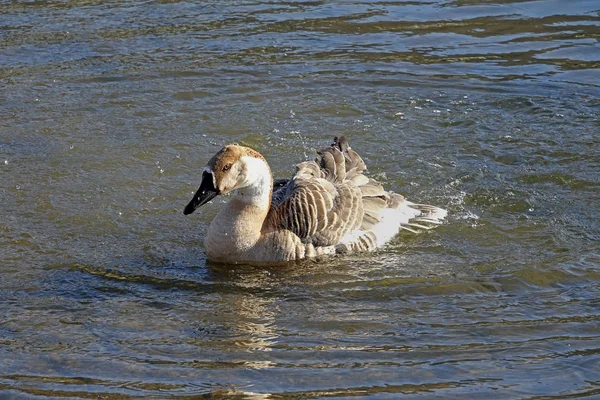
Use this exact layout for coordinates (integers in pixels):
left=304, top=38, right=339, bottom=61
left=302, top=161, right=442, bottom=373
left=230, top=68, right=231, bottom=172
left=209, top=265, right=280, bottom=366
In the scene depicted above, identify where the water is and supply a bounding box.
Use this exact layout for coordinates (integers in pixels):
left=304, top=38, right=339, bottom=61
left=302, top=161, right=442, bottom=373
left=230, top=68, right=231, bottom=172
left=1, top=0, right=599, bottom=398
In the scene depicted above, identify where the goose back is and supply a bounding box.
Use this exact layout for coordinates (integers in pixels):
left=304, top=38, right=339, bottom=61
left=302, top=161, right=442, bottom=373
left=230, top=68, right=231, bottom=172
left=264, top=136, right=398, bottom=248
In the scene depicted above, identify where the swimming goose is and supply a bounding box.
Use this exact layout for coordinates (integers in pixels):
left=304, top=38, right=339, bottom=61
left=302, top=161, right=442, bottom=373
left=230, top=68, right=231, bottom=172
left=183, top=136, right=447, bottom=264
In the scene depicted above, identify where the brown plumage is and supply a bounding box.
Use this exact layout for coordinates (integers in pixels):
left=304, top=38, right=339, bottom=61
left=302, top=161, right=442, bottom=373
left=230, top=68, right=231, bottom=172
left=264, top=137, right=369, bottom=247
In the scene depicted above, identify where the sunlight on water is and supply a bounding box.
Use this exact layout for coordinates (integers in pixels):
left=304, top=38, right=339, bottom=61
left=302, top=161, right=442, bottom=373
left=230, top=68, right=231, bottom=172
left=1, top=0, right=599, bottom=398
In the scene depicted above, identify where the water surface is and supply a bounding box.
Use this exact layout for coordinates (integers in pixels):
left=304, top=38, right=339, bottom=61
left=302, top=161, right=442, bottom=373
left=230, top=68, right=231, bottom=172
left=1, top=0, right=599, bottom=398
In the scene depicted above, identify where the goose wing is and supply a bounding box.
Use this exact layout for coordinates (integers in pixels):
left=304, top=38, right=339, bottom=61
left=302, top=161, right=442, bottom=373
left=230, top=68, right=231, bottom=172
left=266, top=168, right=363, bottom=247
left=266, top=136, right=387, bottom=246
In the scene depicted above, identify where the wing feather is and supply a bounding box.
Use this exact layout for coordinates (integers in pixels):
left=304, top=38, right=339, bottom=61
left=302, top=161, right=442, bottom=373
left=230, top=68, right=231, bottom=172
left=265, top=136, right=438, bottom=248
left=265, top=172, right=363, bottom=246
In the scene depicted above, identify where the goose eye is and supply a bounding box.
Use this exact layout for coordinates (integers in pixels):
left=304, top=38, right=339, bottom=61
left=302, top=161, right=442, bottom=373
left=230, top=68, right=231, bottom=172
left=222, top=163, right=232, bottom=172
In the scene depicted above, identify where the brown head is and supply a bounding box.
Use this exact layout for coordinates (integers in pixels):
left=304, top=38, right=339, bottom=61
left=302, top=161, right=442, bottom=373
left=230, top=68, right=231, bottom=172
left=183, top=144, right=271, bottom=215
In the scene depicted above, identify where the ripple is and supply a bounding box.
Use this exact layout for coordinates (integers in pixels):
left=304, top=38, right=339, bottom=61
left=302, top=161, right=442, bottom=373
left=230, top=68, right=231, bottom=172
left=1, top=0, right=600, bottom=398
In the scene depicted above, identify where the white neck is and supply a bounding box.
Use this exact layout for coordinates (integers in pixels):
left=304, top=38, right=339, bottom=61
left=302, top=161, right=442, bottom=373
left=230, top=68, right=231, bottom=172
left=205, top=156, right=273, bottom=260
left=232, top=156, right=273, bottom=209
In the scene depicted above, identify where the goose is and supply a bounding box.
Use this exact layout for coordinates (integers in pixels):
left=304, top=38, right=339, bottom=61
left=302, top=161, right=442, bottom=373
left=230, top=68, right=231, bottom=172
left=183, top=136, right=447, bottom=264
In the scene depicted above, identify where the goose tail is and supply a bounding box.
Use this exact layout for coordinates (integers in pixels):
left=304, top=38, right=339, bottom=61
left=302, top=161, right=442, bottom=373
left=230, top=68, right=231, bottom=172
left=368, top=200, right=446, bottom=247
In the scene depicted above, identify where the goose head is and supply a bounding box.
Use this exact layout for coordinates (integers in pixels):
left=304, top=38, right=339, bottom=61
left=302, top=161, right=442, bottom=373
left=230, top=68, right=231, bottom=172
left=183, top=144, right=272, bottom=215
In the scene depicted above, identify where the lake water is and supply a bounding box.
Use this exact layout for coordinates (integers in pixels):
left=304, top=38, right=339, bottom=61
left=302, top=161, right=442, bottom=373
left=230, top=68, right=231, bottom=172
left=1, top=0, right=599, bottom=398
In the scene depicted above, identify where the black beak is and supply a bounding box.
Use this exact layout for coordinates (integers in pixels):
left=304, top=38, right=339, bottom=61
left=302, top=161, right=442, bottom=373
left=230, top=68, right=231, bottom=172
left=183, top=171, right=219, bottom=215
